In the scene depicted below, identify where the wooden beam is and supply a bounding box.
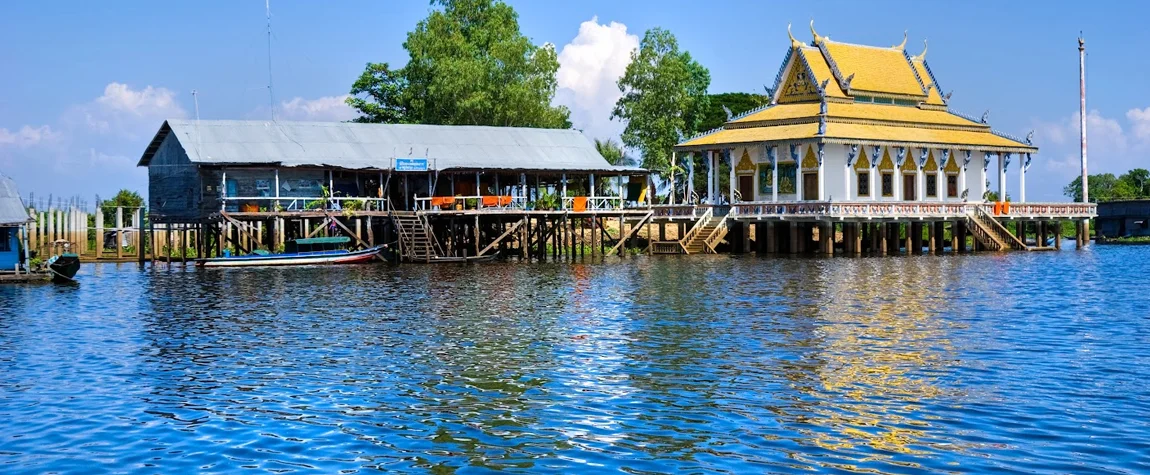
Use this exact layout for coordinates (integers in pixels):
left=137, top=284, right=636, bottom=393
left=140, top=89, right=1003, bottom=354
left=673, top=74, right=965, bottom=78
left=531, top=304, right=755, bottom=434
left=477, top=218, right=525, bottom=257
left=607, top=212, right=653, bottom=256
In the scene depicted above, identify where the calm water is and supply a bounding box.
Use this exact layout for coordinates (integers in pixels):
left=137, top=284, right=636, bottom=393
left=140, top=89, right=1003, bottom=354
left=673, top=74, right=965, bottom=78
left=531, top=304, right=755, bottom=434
left=2, top=246, right=1149, bottom=474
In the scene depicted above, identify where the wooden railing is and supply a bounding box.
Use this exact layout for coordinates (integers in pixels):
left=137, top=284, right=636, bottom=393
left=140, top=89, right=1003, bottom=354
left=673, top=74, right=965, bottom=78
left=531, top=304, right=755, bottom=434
left=973, top=206, right=1029, bottom=250
left=702, top=214, right=730, bottom=253
left=730, top=201, right=1097, bottom=219
left=678, top=207, right=714, bottom=249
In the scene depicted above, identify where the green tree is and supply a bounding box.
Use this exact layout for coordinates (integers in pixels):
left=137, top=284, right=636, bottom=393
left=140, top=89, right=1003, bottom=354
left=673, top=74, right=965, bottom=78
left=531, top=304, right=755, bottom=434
left=1064, top=173, right=1121, bottom=202
left=102, top=189, right=144, bottom=227
left=346, top=62, right=408, bottom=123
left=406, top=0, right=568, bottom=127
left=1119, top=168, right=1150, bottom=197
left=612, top=27, right=710, bottom=175
left=696, top=92, right=770, bottom=132
left=593, top=138, right=635, bottom=167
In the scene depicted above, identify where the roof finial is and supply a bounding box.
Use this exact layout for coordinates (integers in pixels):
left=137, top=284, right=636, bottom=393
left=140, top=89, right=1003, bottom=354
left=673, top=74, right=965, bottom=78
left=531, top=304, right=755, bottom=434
left=787, top=23, right=803, bottom=48
left=912, top=39, right=928, bottom=61
left=893, top=30, right=908, bottom=51
left=809, top=20, right=823, bottom=44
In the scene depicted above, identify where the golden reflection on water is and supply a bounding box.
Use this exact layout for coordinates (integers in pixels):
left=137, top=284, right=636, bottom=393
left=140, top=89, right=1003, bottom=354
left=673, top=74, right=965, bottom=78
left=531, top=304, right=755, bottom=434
left=799, top=257, right=962, bottom=465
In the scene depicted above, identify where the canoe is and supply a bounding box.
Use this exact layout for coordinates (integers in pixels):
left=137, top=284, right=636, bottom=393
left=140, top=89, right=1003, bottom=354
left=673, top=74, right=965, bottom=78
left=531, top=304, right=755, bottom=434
left=47, top=253, right=81, bottom=283
left=196, top=244, right=385, bottom=268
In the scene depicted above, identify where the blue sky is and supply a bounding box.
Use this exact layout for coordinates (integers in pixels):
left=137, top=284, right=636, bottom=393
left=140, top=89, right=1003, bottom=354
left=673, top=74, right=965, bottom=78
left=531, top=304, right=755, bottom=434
left=2, top=0, right=1147, bottom=203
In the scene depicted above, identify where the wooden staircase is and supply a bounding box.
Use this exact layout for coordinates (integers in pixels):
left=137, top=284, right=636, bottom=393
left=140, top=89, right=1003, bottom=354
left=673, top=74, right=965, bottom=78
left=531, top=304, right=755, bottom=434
left=966, top=206, right=1031, bottom=251
left=391, top=212, right=442, bottom=262
left=684, top=215, right=728, bottom=254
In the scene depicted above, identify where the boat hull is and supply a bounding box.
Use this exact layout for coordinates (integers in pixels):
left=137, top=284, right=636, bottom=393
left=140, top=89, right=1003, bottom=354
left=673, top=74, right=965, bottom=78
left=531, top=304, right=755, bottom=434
left=48, top=253, right=81, bottom=283
left=196, top=245, right=384, bottom=268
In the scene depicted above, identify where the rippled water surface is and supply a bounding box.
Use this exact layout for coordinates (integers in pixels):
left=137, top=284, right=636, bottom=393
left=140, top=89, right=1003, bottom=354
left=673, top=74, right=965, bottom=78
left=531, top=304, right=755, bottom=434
left=2, top=247, right=1150, bottom=474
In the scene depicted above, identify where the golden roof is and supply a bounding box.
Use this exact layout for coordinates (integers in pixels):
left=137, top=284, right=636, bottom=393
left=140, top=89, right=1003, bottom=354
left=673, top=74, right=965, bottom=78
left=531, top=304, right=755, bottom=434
left=825, top=123, right=1030, bottom=150
left=911, top=59, right=946, bottom=106
left=733, top=102, right=980, bottom=128
left=679, top=123, right=819, bottom=147
left=800, top=48, right=847, bottom=98
left=677, top=26, right=1035, bottom=154
left=822, top=40, right=924, bottom=97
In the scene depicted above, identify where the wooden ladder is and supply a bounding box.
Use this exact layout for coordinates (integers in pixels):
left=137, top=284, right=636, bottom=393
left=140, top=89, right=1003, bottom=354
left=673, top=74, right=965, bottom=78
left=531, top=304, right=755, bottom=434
left=390, top=211, right=441, bottom=262
left=683, top=214, right=728, bottom=254
left=967, top=206, right=1031, bottom=251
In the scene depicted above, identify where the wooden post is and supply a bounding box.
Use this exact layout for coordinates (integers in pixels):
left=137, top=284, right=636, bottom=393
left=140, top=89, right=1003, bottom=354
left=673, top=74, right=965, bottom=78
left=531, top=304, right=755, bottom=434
left=94, top=208, right=103, bottom=259
left=115, top=207, right=123, bottom=259
left=137, top=209, right=146, bottom=265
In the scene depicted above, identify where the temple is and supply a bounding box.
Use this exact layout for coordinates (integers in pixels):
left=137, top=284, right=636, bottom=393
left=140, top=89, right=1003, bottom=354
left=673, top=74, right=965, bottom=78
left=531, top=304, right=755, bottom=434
left=667, top=22, right=1096, bottom=254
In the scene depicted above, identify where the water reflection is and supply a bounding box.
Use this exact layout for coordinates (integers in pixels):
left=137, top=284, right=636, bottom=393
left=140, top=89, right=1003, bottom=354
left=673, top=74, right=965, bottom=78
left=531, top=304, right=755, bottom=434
left=2, top=250, right=1149, bottom=474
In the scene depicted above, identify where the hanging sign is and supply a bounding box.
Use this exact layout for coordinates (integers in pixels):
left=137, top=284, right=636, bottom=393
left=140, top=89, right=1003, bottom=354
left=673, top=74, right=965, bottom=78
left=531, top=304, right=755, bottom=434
left=395, top=158, right=429, bottom=172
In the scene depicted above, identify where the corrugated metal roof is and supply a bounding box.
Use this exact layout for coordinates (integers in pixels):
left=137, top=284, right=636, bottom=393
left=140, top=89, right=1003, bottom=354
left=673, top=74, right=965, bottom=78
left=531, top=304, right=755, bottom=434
left=0, top=174, right=31, bottom=226
left=138, top=119, right=645, bottom=173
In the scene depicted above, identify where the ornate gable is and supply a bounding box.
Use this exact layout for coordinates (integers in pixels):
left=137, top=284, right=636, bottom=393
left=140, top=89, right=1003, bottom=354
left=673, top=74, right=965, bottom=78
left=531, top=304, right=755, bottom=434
left=924, top=150, right=938, bottom=170
left=901, top=154, right=918, bottom=172
left=735, top=149, right=756, bottom=174
left=801, top=146, right=819, bottom=169
left=778, top=56, right=820, bottom=104
left=854, top=152, right=870, bottom=171
left=878, top=148, right=894, bottom=171
left=944, top=150, right=961, bottom=173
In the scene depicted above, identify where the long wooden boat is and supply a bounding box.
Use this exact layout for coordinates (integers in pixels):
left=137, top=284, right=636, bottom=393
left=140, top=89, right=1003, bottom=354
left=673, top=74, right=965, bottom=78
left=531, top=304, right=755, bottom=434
left=47, top=253, right=81, bottom=282
left=196, top=237, right=385, bottom=268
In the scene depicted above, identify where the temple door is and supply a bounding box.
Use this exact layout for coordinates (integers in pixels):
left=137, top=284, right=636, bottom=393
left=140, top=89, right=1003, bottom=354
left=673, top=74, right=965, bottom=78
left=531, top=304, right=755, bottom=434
left=738, top=176, right=754, bottom=202
left=803, top=173, right=818, bottom=200
left=902, top=174, right=916, bottom=200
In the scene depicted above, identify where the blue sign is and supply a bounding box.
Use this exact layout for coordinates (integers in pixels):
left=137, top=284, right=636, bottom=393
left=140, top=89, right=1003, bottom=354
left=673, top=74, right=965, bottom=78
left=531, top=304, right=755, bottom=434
left=395, top=158, right=429, bottom=172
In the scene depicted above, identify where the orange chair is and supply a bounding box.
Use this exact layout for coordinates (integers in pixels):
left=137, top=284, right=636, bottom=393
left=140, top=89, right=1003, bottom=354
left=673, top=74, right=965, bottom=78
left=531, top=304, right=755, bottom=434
left=572, top=196, right=588, bottom=212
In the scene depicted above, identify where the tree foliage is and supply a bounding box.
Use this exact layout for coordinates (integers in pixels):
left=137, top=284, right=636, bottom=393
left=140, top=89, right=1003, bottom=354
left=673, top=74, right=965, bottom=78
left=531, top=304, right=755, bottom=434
left=346, top=0, right=570, bottom=128
left=1064, top=168, right=1150, bottom=202
left=593, top=138, right=635, bottom=167
left=346, top=63, right=407, bottom=123
left=611, top=28, right=710, bottom=175
left=696, top=92, right=770, bottom=133
left=102, top=189, right=144, bottom=227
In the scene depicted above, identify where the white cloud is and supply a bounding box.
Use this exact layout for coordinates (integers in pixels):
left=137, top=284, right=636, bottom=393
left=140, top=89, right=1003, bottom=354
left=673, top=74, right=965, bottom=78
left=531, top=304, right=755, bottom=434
left=554, top=17, right=639, bottom=142
left=0, top=125, right=60, bottom=148
left=1126, top=106, right=1150, bottom=141
left=1028, top=107, right=1150, bottom=199
left=66, top=82, right=186, bottom=139
left=277, top=95, right=358, bottom=122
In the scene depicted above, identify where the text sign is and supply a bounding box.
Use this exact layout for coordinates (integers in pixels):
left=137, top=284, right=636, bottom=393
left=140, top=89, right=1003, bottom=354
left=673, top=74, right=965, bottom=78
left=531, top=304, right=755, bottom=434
left=395, top=158, right=429, bottom=172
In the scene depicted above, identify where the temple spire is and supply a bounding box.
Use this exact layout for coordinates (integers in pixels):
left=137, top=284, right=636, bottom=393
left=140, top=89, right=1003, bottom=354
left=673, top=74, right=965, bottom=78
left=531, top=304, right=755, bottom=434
left=893, top=31, right=908, bottom=51
left=912, top=39, right=928, bottom=61
left=809, top=20, right=824, bottom=44
left=787, top=24, right=803, bottom=48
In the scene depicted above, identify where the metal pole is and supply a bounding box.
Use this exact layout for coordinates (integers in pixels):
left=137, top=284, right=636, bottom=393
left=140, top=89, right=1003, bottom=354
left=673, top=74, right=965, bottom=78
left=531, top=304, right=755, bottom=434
left=1079, top=35, right=1090, bottom=244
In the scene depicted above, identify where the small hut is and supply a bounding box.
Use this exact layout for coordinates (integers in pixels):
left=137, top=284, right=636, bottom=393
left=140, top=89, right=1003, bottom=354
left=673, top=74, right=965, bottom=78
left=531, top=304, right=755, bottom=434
left=0, top=174, right=32, bottom=271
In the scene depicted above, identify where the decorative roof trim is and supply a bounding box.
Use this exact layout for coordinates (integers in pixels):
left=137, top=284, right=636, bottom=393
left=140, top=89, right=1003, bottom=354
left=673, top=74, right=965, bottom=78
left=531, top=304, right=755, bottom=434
left=675, top=136, right=1036, bottom=154
left=770, top=47, right=797, bottom=104
left=682, top=125, right=726, bottom=143
left=893, top=30, right=908, bottom=51
left=816, top=41, right=848, bottom=92
left=901, top=49, right=930, bottom=96
left=918, top=58, right=946, bottom=105
left=728, top=103, right=774, bottom=123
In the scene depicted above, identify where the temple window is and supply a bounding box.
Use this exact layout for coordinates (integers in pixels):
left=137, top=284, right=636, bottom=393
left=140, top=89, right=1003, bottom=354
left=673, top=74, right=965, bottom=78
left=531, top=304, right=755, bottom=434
left=857, top=172, right=870, bottom=196
left=947, top=175, right=958, bottom=198
left=926, top=173, right=938, bottom=197
left=881, top=173, right=893, bottom=197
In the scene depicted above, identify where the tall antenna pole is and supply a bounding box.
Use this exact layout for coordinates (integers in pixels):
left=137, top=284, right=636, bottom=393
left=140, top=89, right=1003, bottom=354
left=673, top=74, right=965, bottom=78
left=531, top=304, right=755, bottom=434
left=192, top=89, right=200, bottom=121
left=266, top=0, right=276, bottom=120
left=1078, top=34, right=1089, bottom=244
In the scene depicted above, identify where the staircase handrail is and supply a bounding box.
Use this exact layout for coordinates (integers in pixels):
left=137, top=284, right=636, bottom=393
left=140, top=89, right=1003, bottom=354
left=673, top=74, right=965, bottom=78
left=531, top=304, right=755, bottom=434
left=702, top=214, right=730, bottom=252
left=975, top=205, right=1029, bottom=250
left=678, top=207, right=714, bottom=246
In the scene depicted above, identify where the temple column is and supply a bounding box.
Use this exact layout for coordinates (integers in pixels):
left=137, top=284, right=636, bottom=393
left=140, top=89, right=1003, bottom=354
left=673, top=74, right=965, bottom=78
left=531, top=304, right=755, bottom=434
left=999, top=152, right=1010, bottom=200
left=670, top=152, right=676, bottom=205
left=981, top=152, right=991, bottom=202
left=959, top=150, right=970, bottom=201
left=769, top=146, right=779, bottom=203
left=728, top=149, right=736, bottom=204
left=707, top=150, right=715, bottom=205
left=1020, top=153, right=1031, bottom=203
left=817, top=144, right=825, bottom=200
